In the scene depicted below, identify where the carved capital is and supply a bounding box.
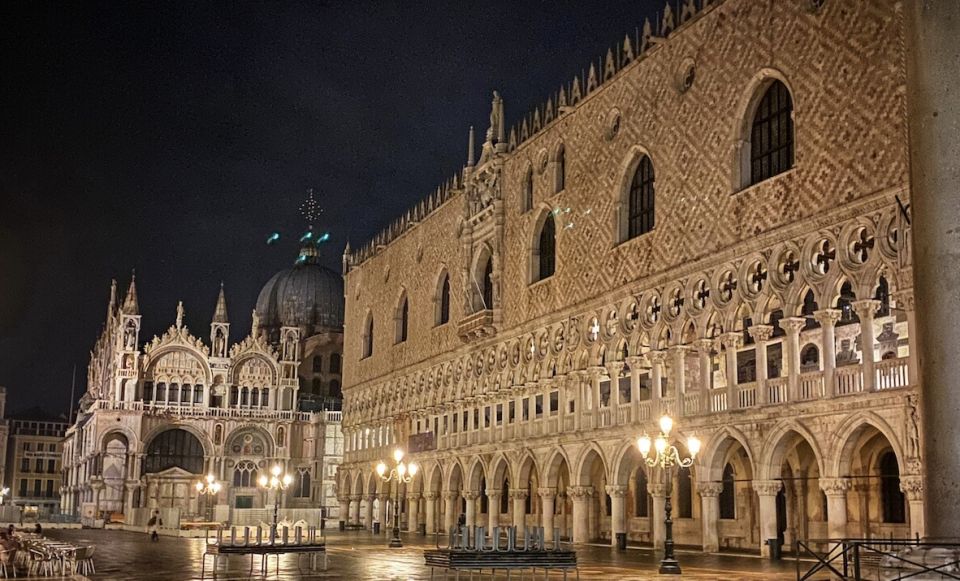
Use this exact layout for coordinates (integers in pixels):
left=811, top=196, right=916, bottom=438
left=625, top=355, right=648, bottom=369
left=719, top=332, right=742, bottom=350
left=697, top=482, right=724, bottom=497
left=537, top=486, right=557, bottom=500
left=423, top=491, right=441, bottom=500
left=813, top=308, right=843, bottom=327
left=510, top=489, right=528, bottom=500
left=851, top=299, right=881, bottom=319
left=462, top=491, right=480, bottom=501
left=567, top=485, right=594, bottom=499
left=374, top=493, right=387, bottom=502
left=443, top=491, right=461, bottom=502
left=780, top=317, right=807, bottom=335
left=587, top=365, right=606, bottom=379
left=604, top=484, right=628, bottom=498
left=900, top=475, right=923, bottom=501
left=406, top=493, right=421, bottom=502
left=649, top=482, right=669, bottom=497
left=892, top=289, right=915, bottom=312
left=753, top=479, right=782, bottom=496
left=693, top=338, right=715, bottom=355
left=747, top=324, right=774, bottom=343
left=819, top=478, right=852, bottom=497
left=348, top=494, right=362, bottom=502
left=647, top=350, right=668, bottom=365
left=605, top=361, right=625, bottom=378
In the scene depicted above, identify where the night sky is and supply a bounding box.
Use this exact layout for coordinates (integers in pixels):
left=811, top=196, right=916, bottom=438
left=0, top=0, right=659, bottom=417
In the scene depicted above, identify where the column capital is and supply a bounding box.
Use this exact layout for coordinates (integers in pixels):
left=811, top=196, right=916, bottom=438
left=509, top=489, right=528, bottom=500
left=537, top=486, right=557, bottom=500
left=812, top=308, right=843, bottom=327
left=747, top=324, right=774, bottom=343
left=696, top=482, right=724, bottom=497
left=819, top=477, right=852, bottom=497
left=374, top=493, right=387, bottom=502
left=693, top=338, right=715, bottom=354
left=567, top=485, right=594, bottom=499
left=667, top=344, right=689, bottom=356
left=719, top=331, right=742, bottom=349
left=753, top=479, right=782, bottom=496
left=406, top=492, right=421, bottom=502
left=780, top=317, right=807, bottom=334
left=586, top=365, right=606, bottom=379
left=892, top=289, right=915, bottom=312
left=604, top=484, right=628, bottom=498
left=605, top=361, right=625, bottom=378
left=647, top=350, right=668, bottom=364
left=485, top=489, right=502, bottom=499
left=899, top=475, right=923, bottom=501
left=348, top=494, right=362, bottom=502
left=625, top=355, right=648, bottom=369
left=851, top=299, right=881, bottom=318
left=461, top=490, right=480, bottom=501
left=443, top=491, right=460, bottom=502
left=423, top=491, right=441, bottom=500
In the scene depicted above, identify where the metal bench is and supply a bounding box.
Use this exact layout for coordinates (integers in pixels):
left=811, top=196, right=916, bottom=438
left=425, top=526, right=579, bottom=581
left=200, top=526, right=327, bottom=579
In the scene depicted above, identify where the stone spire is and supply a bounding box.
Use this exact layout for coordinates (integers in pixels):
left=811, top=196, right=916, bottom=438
left=121, top=272, right=139, bottom=315
left=467, top=125, right=475, bottom=167
left=212, top=282, right=228, bottom=323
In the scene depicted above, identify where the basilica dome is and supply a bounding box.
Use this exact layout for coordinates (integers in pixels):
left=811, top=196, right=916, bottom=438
left=255, top=246, right=344, bottom=332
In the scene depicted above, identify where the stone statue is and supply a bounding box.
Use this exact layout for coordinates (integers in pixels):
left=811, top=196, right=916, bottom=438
left=175, top=301, right=184, bottom=329
left=906, top=393, right=921, bottom=458
left=487, top=91, right=502, bottom=143
left=251, top=309, right=260, bottom=339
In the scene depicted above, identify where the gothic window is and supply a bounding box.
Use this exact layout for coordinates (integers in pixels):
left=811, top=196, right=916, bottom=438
left=362, top=313, right=374, bottom=358
left=501, top=480, right=510, bottom=514
left=395, top=295, right=409, bottom=344
left=229, top=386, right=238, bottom=406
left=677, top=466, right=693, bottom=518
left=748, top=80, right=794, bottom=186
left=880, top=452, right=906, bottom=524
left=875, top=276, right=890, bottom=317
left=720, top=463, right=736, bottom=519
left=533, top=214, right=556, bottom=283
left=522, top=167, right=533, bottom=212
left=553, top=144, right=566, bottom=194
left=436, top=273, right=451, bottom=326
left=329, top=353, right=341, bottom=374
left=251, top=388, right=260, bottom=407
left=329, top=379, right=342, bottom=398
left=312, top=356, right=323, bottom=373
left=800, top=343, right=820, bottom=370
left=475, top=255, right=494, bottom=311
left=144, top=429, right=205, bottom=475
left=635, top=469, right=649, bottom=517
left=193, top=385, right=203, bottom=404
left=837, top=281, right=858, bottom=325
left=233, top=460, right=259, bottom=488
left=627, top=155, right=656, bottom=239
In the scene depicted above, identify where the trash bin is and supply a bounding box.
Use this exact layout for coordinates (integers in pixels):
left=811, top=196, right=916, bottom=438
left=339, top=520, right=345, bottom=531
left=373, top=522, right=381, bottom=534
left=615, top=533, right=627, bottom=551
left=418, top=523, right=427, bottom=536
left=766, top=538, right=781, bottom=560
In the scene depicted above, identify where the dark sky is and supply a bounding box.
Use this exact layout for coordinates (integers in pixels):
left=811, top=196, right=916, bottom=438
left=0, top=0, right=659, bottom=416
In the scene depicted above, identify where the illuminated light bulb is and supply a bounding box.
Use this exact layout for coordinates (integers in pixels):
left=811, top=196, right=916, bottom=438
left=655, top=436, right=667, bottom=455
left=397, top=462, right=406, bottom=477
left=376, top=462, right=387, bottom=477
left=393, top=449, right=404, bottom=463
left=196, top=482, right=204, bottom=492
left=271, top=465, right=282, bottom=477
left=659, top=415, right=673, bottom=436
left=283, top=474, right=293, bottom=486
left=688, top=436, right=701, bottom=458
left=258, top=475, right=268, bottom=488
left=409, top=463, right=418, bottom=477
left=271, top=477, right=279, bottom=487
left=212, top=483, right=221, bottom=493
left=637, top=435, right=652, bottom=458
left=206, top=474, right=215, bottom=484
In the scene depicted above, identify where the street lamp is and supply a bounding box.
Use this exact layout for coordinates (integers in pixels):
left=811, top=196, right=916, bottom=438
left=195, top=474, right=221, bottom=523
left=637, top=415, right=701, bottom=575
left=376, top=448, right=418, bottom=548
left=258, top=464, right=293, bottom=542
left=0, top=487, right=9, bottom=506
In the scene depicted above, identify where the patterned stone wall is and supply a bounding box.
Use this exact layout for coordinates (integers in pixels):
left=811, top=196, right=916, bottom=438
left=343, top=0, right=908, bottom=390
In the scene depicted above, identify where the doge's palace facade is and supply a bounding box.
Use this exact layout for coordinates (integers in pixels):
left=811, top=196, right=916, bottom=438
left=338, top=0, right=919, bottom=555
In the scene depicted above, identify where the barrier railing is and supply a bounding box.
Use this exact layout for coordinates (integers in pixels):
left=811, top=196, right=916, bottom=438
left=796, top=537, right=960, bottom=581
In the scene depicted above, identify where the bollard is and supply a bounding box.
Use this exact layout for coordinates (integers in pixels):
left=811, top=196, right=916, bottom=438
left=492, top=527, right=501, bottom=551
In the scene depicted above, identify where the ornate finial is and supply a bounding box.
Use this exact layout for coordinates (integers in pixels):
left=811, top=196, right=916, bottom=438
left=251, top=309, right=260, bottom=339
left=467, top=126, right=475, bottom=167
left=212, top=284, right=228, bottom=324
left=176, top=301, right=184, bottom=329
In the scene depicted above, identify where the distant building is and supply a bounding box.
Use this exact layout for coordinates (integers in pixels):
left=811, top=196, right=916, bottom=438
left=4, top=412, right=69, bottom=518
left=0, top=388, right=9, bottom=496
left=61, top=239, right=344, bottom=526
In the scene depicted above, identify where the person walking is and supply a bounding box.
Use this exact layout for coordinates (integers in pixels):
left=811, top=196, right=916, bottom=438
left=147, top=510, right=163, bottom=541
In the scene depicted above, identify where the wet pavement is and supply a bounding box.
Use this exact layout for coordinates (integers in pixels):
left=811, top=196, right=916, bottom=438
left=47, top=528, right=818, bottom=580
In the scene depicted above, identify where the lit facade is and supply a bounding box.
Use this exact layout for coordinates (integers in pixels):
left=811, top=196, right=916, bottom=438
left=5, top=418, right=68, bottom=517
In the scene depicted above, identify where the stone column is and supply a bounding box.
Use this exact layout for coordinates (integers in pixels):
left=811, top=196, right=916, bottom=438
left=538, top=487, right=556, bottom=542
left=571, top=372, right=584, bottom=431
left=443, top=491, right=458, bottom=533
left=606, top=361, right=624, bottom=424
left=649, top=351, right=666, bottom=413
left=424, top=492, right=439, bottom=534
left=781, top=318, right=806, bottom=401
left=91, top=480, right=103, bottom=519
left=626, top=356, right=645, bottom=422
left=365, top=495, right=376, bottom=529
left=820, top=478, right=851, bottom=539
left=698, top=482, right=723, bottom=552
left=587, top=366, right=604, bottom=428
left=813, top=309, right=842, bottom=397
left=511, top=489, right=528, bottom=531
left=569, top=486, right=593, bottom=544
left=668, top=346, right=687, bottom=415
left=338, top=496, right=350, bottom=527
left=650, top=480, right=667, bottom=550
left=720, top=332, right=741, bottom=409
left=557, top=377, right=567, bottom=432
left=606, top=485, right=628, bottom=546
left=487, top=490, right=501, bottom=533
left=407, top=494, right=420, bottom=533
left=349, top=495, right=361, bottom=525
left=694, top=339, right=713, bottom=412
left=900, top=476, right=925, bottom=539
left=376, top=493, right=389, bottom=531
left=852, top=300, right=881, bottom=392
left=892, top=290, right=919, bottom=386
left=754, top=480, right=782, bottom=556
left=463, top=491, right=478, bottom=528
left=748, top=325, right=773, bottom=405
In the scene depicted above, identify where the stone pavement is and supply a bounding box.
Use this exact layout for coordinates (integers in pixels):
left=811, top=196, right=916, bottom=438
left=46, top=529, right=823, bottom=580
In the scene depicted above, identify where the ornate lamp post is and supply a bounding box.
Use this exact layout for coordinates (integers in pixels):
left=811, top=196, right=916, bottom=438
left=0, top=487, right=9, bottom=505
left=258, top=464, right=293, bottom=541
left=376, top=448, right=418, bottom=548
left=194, top=474, right=221, bottom=523
left=637, top=415, right=701, bottom=575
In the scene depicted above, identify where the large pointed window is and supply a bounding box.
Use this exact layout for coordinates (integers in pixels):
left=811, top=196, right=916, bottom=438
left=436, top=273, right=451, bottom=325
left=533, top=215, right=556, bottom=282
left=880, top=452, right=906, bottom=524
left=395, top=295, right=408, bottom=344
left=628, top=155, right=655, bottom=239
left=522, top=167, right=534, bottom=213
left=482, top=258, right=493, bottom=310
left=719, top=463, right=736, bottom=519
left=553, top=144, right=566, bottom=194
left=749, top=80, right=794, bottom=185
left=362, top=313, right=374, bottom=358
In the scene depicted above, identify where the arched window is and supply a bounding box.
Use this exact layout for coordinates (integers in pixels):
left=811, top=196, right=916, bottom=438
left=475, top=255, right=493, bottom=311
left=312, top=355, right=323, bottom=373
left=553, top=144, right=566, bottom=194
left=800, top=344, right=820, bottom=371
left=748, top=80, right=794, bottom=186
left=501, top=480, right=510, bottom=514
left=362, top=314, right=374, bottom=358
left=875, top=276, right=890, bottom=317
left=233, top=460, right=259, bottom=488
left=522, top=167, right=533, bottom=212
left=677, top=466, right=693, bottom=518
left=533, top=215, right=556, bottom=282
left=628, top=155, right=655, bottom=239
left=837, top=281, right=858, bottom=325
left=635, top=469, right=649, bottom=517
left=437, top=273, right=451, bottom=325
left=143, top=429, right=205, bottom=475
left=720, top=463, right=736, bottom=519
left=880, top=452, right=906, bottom=523
left=311, top=378, right=322, bottom=393
left=294, top=468, right=311, bottom=498
left=395, top=295, right=409, bottom=344
left=329, top=379, right=342, bottom=398
left=329, top=353, right=341, bottom=374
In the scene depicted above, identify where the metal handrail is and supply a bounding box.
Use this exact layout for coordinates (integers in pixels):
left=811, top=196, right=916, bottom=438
left=797, top=537, right=960, bottom=580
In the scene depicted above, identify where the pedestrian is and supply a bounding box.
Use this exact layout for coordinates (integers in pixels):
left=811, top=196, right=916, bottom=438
left=33, top=523, right=42, bottom=536
left=147, top=510, right=162, bottom=541
left=6, top=525, right=13, bottom=537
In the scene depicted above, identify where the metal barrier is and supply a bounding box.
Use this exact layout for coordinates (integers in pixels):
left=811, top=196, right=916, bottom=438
left=797, top=537, right=960, bottom=580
